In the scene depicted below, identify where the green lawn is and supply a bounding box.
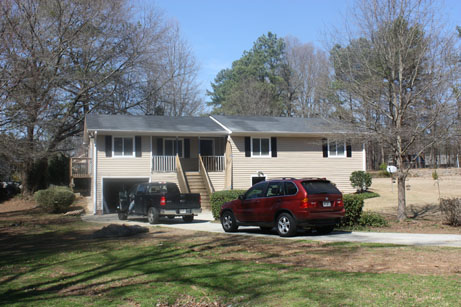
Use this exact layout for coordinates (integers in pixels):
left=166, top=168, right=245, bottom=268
left=0, top=214, right=460, bottom=306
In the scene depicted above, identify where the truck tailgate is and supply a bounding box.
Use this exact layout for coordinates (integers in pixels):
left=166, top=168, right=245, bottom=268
left=165, top=193, right=201, bottom=209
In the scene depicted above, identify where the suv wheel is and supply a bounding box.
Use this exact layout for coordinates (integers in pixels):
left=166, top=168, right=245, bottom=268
left=276, top=213, right=297, bottom=237
left=147, top=207, right=159, bottom=224
left=221, top=211, right=238, bottom=232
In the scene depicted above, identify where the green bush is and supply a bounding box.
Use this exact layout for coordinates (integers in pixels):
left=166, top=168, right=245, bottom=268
left=34, top=186, right=75, bottom=213
left=340, top=194, right=364, bottom=227
left=359, top=211, right=388, bottom=227
left=210, top=190, right=246, bottom=220
left=440, top=198, right=461, bottom=226
left=379, top=162, right=391, bottom=177
left=350, top=171, right=372, bottom=192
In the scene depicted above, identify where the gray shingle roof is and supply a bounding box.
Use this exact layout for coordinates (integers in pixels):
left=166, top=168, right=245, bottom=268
left=85, top=114, right=228, bottom=135
left=85, top=114, right=354, bottom=136
left=211, top=115, right=351, bottom=135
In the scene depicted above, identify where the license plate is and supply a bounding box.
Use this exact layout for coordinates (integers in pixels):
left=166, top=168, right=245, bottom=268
left=323, top=201, right=331, bottom=207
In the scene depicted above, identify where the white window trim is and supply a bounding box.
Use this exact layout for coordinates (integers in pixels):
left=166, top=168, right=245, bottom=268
left=163, top=138, right=184, bottom=158
left=199, top=138, right=215, bottom=156
left=112, top=136, right=135, bottom=158
left=251, top=137, right=271, bottom=158
left=327, top=139, right=346, bottom=158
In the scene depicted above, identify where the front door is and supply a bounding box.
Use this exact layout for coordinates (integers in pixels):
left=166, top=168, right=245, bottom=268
left=200, top=139, right=214, bottom=156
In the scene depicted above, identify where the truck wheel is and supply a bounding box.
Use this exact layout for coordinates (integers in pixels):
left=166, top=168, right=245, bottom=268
left=221, top=211, right=238, bottom=232
left=118, top=212, right=128, bottom=220
left=182, top=215, right=194, bottom=223
left=276, top=213, right=297, bottom=237
left=147, top=207, right=159, bottom=224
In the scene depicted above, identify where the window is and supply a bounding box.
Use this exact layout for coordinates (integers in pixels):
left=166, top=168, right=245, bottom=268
left=252, top=138, right=270, bottom=157
left=164, top=139, right=183, bottom=157
left=266, top=182, right=284, bottom=197
left=285, top=182, right=298, bottom=195
left=251, top=176, right=266, bottom=186
left=245, top=182, right=268, bottom=199
left=301, top=180, right=341, bottom=195
left=328, top=140, right=346, bottom=158
left=113, top=137, right=134, bottom=157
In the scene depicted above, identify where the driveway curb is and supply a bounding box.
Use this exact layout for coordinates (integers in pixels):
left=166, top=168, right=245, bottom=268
left=82, top=213, right=461, bottom=247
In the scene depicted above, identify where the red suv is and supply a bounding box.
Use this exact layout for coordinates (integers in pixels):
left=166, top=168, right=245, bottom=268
left=220, top=178, right=344, bottom=237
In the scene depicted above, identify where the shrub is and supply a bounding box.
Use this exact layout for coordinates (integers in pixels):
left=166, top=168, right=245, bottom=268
left=350, top=171, right=372, bottom=193
left=34, top=186, right=75, bottom=213
left=340, top=194, right=364, bottom=227
left=440, top=198, right=461, bottom=226
left=210, top=190, right=246, bottom=220
left=359, top=211, right=388, bottom=227
left=379, top=162, right=391, bottom=177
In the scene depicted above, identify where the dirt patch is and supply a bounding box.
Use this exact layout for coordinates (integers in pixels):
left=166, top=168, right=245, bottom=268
left=0, top=197, right=37, bottom=213
left=92, top=224, right=149, bottom=238
left=178, top=233, right=461, bottom=276
left=363, top=175, right=461, bottom=234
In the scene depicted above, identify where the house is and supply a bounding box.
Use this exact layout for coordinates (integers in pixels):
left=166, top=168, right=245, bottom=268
left=72, top=114, right=365, bottom=214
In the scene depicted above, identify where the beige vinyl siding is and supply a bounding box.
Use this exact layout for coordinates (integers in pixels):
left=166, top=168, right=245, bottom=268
left=208, top=172, right=225, bottom=191
left=89, top=137, right=95, bottom=214
left=151, top=173, right=178, bottom=185
left=96, top=134, right=151, bottom=212
left=230, top=136, right=363, bottom=193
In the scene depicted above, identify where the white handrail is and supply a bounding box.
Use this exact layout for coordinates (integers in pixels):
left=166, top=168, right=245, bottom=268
left=201, top=155, right=225, bottom=172
left=152, top=155, right=176, bottom=172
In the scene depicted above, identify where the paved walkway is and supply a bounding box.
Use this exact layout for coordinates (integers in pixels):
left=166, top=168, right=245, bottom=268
left=82, top=211, right=461, bottom=247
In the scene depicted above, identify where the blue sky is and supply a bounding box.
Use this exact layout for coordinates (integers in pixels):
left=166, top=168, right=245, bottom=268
left=146, top=0, right=461, bottom=102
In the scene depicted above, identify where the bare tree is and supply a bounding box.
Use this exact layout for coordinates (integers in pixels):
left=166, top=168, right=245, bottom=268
left=0, top=0, right=202, bottom=193
left=330, top=0, right=460, bottom=221
left=285, top=36, right=332, bottom=118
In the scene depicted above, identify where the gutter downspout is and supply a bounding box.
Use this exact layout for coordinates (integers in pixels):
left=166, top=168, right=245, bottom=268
left=93, top=131, right=98, bottom=215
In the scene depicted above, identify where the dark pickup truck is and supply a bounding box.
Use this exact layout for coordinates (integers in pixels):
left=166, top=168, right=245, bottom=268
left=117, top=182, right=201, bottom=224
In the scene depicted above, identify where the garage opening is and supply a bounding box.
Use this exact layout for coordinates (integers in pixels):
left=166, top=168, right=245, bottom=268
left=102, top=178, right=149, bottom=214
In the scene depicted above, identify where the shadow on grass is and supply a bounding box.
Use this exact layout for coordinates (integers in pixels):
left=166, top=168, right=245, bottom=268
left=0, top=218, right=359, bottom=306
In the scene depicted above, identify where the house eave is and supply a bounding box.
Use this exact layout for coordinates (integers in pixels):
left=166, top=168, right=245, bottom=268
left=86, top=129, right=229, bottom=137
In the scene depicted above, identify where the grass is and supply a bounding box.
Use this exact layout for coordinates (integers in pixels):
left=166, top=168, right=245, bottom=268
left=0, top=213, right=460, bottom=306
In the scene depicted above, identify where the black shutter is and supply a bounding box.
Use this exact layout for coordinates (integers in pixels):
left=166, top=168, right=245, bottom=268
left=105, top=136, right=112, bottom=157
left=184, top=138, right=190, bottom=158
left=271, top=137, right=277, bottom=157
left=346, top=141, right=352, bottom=158
left=135, top=136, right=142, bottom=157
left=245, top=137, right=251, bottom=157
left=322, top=138, right=328, bottom=158
left=157, top=138, right=163, bottom=155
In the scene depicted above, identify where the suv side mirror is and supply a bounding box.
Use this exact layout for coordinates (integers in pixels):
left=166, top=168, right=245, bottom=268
left=238, top=195, right=244, bottom=201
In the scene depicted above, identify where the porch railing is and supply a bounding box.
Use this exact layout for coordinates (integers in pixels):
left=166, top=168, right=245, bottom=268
left=70, top=157, right=92, bottom=178
left=152, top=155, right=176, bottom=172
left=202, top=155, right=225, bottom=172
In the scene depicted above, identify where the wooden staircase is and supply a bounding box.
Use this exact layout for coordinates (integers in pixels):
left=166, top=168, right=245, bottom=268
left=185, top=172, right=211, bottom=209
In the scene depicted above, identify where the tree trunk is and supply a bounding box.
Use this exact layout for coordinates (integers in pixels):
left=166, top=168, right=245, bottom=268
left=21, top=162, right=34, bottom=196
left=397, top=173, right=407, bottom=221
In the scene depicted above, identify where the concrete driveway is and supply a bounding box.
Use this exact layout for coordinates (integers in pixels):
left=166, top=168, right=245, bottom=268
left=82, top=211, right=461, bottom=247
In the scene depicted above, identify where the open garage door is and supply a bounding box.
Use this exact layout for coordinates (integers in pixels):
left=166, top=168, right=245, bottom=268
left=102, top=178, right=149, bottom=214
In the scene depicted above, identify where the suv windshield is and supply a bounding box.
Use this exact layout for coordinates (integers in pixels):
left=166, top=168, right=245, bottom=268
left=301, top=181, right=341, bottom=195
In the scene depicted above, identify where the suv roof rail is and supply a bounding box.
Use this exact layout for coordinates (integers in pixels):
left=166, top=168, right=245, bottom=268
left=299, top=177, right=329, bottom=181
left=268, top=177, right=297, bottom=181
